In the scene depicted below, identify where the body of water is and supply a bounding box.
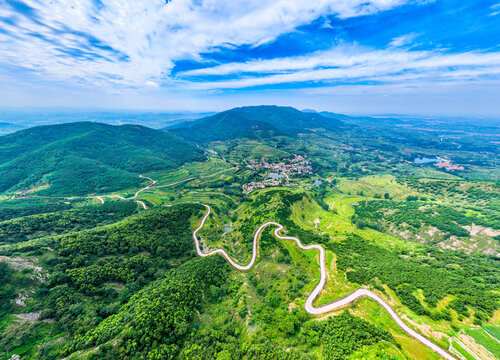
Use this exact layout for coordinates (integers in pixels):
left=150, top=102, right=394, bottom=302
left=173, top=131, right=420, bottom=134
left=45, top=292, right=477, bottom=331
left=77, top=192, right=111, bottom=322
left=414, top=157, right=439, bottom=164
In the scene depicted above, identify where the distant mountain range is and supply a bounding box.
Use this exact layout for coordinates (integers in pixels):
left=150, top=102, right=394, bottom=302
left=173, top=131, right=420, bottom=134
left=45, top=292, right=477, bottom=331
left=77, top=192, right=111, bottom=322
left=0, top=105, right=349, bottom=195
left=0, top=122, right=203, bottom=196
left=0, top=122, right=24, bottom=135
left=171, top=105, right=344, bottom=142
left=0, top=110, right=217, bottom=134
left=4, top=105, right=495, bottom=197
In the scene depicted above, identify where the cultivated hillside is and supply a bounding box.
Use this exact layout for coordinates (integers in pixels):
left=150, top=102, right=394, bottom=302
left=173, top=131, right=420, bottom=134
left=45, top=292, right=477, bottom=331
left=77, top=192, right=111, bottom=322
left=0, top=122, right=204, bottom=195
left=173, top=105, right=344, bottom=142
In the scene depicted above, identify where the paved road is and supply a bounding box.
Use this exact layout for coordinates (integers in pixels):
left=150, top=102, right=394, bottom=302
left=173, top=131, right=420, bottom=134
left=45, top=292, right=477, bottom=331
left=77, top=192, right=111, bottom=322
left=134, top=175, right=157, bottom=198
left=135, top=200, right=147, bottom=210
left=193, top=204, right=457, bottom=360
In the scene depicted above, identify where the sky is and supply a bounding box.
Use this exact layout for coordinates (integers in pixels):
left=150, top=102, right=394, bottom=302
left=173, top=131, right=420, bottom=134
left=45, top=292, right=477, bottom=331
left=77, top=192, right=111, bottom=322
left=0, top=0, right=499, bottom=116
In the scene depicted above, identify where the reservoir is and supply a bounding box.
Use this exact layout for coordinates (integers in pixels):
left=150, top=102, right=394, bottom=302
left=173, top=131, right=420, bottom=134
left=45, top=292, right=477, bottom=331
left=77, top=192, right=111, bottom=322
left=414, top=157, right=439, bottom=164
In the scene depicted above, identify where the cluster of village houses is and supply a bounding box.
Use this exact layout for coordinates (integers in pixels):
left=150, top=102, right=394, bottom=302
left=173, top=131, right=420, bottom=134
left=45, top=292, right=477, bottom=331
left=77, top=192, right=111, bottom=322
left=243, top=155, right=311, bottom=193
left=242, top=177, right=298, bottom=193
left=246, top=155, right=312, bottom=175
left=434, top=158, right=464, bottom=171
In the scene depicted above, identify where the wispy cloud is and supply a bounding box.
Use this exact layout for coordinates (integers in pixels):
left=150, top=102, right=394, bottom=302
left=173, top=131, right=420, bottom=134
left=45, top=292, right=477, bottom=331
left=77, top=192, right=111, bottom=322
left=178, top=46, right=500, bottom=89
left=0, top=0, right=499, bottom=116
left=490, top=2, right=500, bottom=16
left=389, top=33, right=419, bottom=47
left=0, top=0, right=424, bottom=88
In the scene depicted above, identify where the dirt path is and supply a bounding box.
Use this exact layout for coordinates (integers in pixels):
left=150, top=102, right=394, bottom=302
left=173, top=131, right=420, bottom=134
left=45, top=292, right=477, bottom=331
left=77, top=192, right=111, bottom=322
left=94, top=174, right=156, bottom=209
left=193, top=204, right=457, bottom=360
left=95, top=196, right=105, bottom=204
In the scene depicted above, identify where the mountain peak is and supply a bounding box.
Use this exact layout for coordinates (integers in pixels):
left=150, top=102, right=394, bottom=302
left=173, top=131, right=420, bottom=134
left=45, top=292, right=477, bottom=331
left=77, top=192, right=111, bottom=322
left=173, top=105, right=343, bottom=142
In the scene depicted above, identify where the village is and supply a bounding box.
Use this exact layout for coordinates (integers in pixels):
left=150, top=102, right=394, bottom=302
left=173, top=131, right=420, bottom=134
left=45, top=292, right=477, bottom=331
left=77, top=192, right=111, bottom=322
left=434, top=157, right=464, bottom=171
left=246, top=154, right=312, bottom=175
left=242, top=155, right=311, bottom=193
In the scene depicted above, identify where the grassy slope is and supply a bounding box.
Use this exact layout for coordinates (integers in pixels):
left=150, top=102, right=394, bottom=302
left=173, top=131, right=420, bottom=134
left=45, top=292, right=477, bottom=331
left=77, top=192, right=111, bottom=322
left=1, top=164, right=497, bottom=359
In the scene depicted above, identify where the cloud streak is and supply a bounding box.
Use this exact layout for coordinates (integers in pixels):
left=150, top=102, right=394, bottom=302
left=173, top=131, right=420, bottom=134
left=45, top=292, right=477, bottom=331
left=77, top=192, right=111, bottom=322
left=178, top=47, right=500, bottom=89
left=0, top=0, right=499, bottom=116
left=0, top=0, right=425, bottom=88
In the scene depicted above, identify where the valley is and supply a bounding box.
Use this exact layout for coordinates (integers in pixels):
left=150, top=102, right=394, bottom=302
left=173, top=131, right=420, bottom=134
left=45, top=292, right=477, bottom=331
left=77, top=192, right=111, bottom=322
left=0, top=106, right=498, bottom=360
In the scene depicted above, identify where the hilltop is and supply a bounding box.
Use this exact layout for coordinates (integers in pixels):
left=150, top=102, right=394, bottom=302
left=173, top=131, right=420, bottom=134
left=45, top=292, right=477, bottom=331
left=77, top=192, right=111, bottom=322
left=0, top=122, right=204, bottom=195
left=172, top=105, right=344, bottom=142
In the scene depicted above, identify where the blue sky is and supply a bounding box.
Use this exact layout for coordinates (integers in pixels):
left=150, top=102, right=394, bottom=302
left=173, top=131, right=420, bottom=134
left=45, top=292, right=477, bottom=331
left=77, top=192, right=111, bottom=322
left=0, top=0, right=499, bottom=115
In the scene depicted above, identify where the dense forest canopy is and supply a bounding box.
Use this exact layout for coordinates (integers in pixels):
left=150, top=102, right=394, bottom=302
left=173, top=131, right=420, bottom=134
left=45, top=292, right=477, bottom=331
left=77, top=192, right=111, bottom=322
left=0, top=122, right=204, bottom=195
left=0, top=106, right=498, bottom=360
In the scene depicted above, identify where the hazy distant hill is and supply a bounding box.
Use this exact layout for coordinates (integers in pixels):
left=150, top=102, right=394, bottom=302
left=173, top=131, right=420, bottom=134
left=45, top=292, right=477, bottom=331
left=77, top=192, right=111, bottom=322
left=173, top=105, right=344, bottom=142
left=319, top=112, right=413, bottom=128
left=0, top=122, right=24, bottom=135
left=0, top=122, right=204, bottom=195
left=0, top=110, right=216, bottom=130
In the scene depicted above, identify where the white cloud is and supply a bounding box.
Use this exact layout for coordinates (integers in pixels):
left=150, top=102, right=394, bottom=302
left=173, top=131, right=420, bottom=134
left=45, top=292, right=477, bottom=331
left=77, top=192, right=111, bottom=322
left=389, top=33, right=419, bottom=47
left=490, top=2, right=500, bottom=15
left=0, top=0, right=423, bottom=88
left=178, top=46, right=500, bottom=89
left=145, top=81, right=160, bottom=88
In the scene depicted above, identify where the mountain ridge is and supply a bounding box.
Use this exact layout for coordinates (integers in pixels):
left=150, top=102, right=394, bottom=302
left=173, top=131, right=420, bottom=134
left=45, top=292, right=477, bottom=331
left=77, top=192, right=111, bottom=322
left=172, top=105, right=344, bottom=142
left=0, top=121, right=204, bottom=196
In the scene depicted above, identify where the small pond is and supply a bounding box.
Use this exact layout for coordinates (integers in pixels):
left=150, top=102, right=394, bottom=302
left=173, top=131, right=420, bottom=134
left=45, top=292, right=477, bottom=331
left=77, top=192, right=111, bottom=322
left=414, top=157, right=439, bottom=164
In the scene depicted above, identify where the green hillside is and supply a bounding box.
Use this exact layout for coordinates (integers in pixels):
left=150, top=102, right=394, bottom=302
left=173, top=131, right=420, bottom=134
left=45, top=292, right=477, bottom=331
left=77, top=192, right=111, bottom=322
left=173, top=105, right=344, bottom=142
left=0, top=122, right=204, bottom=195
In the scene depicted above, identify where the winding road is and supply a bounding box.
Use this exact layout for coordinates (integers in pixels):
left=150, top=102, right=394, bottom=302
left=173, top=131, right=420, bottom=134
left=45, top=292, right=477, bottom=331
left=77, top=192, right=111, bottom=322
left=94, top=169, right=235, bottom=208
left=193, top=204, right=458, bottom=360
left=94, top=174, right=157, bottom=209
left=93, top=175, right=458, bottom=359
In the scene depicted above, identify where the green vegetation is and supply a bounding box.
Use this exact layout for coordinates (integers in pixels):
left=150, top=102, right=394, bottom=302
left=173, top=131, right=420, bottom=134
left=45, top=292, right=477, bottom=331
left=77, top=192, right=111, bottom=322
left=173, top=105, right=343, bottom=142
left=354, top=200, right=499, bottom=239
left=303, top=311, right=396, bottom=360
left=1, top=106, right=499, bottom=359
left=0, top=201, right=137, bottom=244
left=0, top=204, right=210, bottom=359
left=0, top=262, right=15, bottom=330
left=329, top=234, right=498, bottom=322
left=0, top=122, right=203, bottom=195
left=483, top=324, right=500, bottom=340
left=465, top=328, right=500, bottom=357
left=66, top=257, right=229, bottom=360
left=450, top=340, right=477, bottom=360
left=0, top=198, right=74, bottom=221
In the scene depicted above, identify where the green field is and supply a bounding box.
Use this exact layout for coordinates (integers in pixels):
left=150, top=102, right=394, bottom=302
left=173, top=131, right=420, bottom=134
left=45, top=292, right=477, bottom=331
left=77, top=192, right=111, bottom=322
left=466, top=328, right=500, bottom=358
left=451, top=340, right=477, bottom=360
left=484, top=325, right=500, bottom=340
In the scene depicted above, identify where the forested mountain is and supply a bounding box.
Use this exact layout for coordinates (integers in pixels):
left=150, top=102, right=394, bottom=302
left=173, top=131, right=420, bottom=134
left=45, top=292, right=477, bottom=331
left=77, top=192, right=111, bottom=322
left=0, top=122, right=204, bottom=195
left=173, top=105, right=344, bottom=142
left=0, top=107, right=498, bottom=360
